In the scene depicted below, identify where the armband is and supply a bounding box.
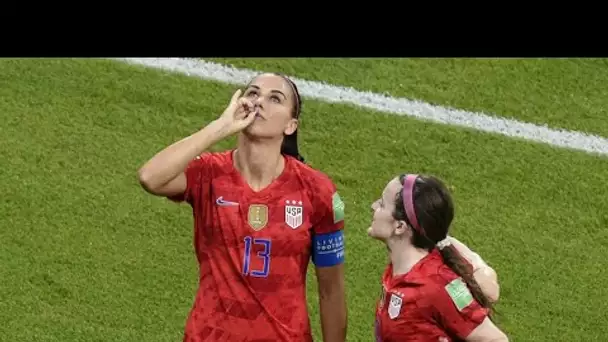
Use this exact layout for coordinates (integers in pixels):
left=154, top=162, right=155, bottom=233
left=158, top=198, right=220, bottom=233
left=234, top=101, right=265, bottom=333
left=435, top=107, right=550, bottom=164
left=311, top=230, right=345, bottom=267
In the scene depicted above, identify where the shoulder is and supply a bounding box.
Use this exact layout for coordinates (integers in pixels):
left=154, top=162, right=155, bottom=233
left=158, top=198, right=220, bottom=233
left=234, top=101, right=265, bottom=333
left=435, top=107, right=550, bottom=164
left=289, top=157, right=338, bottom=196
left=408, top=254, right=461, bottom=297
left=424, top=263, right=462, bottom=294
left=190, top=150, right=233, bottom=171
left=423, top=264, right=480, bottom=314
left=200, top=150, right=232, bottom=164
left=288, top=157, right=345, bottom=228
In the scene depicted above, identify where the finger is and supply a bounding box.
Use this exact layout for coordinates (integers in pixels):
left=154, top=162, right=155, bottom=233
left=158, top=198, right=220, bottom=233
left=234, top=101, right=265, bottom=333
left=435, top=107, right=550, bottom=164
left=233, top=98, right=249, bottom=117
left=225, top=89, right=243, bottom=112
left=245, top=108, right=258, bottom=122
left=238, top=97, right=254, bottom=108
left=230, top=89, right=242, bottom=104
left=234, top=110, right=248, bottom=120
left=238, top=98, right=255, bottom=113
left=235, top=113, right=256, bottom=131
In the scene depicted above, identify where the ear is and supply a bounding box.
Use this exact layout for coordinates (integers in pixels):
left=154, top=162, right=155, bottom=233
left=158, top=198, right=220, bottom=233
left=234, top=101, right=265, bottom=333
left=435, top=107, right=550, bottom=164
left=283, top=118, right=298, bottom=135
left=393, top=220, right=410, bottom=237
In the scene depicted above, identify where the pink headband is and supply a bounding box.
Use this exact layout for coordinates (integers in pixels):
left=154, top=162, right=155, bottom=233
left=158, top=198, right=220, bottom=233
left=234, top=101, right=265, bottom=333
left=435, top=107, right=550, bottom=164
left=403, top=174, right=424, bottom=236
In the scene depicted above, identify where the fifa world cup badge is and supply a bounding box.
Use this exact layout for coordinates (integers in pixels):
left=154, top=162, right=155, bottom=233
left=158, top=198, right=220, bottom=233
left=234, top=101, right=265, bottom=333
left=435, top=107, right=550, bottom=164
left=248, top=204, right=268, bottom=231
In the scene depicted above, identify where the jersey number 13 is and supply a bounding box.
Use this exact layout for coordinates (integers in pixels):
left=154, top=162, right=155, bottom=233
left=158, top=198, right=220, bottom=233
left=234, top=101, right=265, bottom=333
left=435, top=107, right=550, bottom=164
left=242, top=236, right=271, bottom=278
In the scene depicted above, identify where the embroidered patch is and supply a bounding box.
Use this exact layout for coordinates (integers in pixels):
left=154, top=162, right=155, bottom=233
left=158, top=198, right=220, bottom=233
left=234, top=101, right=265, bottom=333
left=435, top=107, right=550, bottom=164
left=445, top=278, right=474, bottom=311
left=247, top=204, right=268, bottom=231
left=388, top=293, right=402, bottom=319
left=332, top=192, right=345, bottom=223
left=285, top=200, right=303, bottom=229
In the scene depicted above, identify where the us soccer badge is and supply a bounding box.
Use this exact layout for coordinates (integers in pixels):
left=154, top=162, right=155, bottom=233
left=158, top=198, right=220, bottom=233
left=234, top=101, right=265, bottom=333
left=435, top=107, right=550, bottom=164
left=248, top=204, right=268, bottom=231
left=285, top=200, right=303, bottom=229
left=388, top=293, right=403, bottom=319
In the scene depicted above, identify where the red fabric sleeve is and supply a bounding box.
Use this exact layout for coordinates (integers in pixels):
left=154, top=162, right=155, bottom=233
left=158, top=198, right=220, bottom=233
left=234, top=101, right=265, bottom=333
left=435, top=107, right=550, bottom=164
left=168, top=153, right=212, bottom=205
left=310, top=172, right=345, bottom=235
left=431, top=278, right=488, bottom=339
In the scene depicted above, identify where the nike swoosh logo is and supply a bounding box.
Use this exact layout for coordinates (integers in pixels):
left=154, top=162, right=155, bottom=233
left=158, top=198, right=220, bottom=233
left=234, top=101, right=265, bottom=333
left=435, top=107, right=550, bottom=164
left=216, top=196, right=239, bottom=206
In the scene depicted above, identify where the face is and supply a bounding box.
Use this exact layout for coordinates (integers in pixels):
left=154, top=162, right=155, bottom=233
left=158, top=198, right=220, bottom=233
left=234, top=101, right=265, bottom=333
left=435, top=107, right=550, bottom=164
left=241, top=74, right=298, bottom=139
left=368, top=177, right=409, bottom=241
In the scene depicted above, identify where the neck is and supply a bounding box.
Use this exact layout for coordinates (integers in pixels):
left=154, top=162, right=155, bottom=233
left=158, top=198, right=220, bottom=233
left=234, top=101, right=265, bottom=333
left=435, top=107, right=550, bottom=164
left=387, top=239, right=429, bottom=276
left=234, top=135, right=284, bottom=191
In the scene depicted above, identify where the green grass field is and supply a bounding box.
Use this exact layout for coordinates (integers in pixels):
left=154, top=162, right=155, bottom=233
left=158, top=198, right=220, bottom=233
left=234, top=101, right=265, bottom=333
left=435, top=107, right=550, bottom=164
left=2, top=58, right=607, bottom=341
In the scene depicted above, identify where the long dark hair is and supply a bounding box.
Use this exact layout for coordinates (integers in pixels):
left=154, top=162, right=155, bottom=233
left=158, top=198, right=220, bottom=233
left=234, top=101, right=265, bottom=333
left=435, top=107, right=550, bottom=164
left=393, top=174, right=494, bottom=316
left=272, top=73, right=305, bottom=163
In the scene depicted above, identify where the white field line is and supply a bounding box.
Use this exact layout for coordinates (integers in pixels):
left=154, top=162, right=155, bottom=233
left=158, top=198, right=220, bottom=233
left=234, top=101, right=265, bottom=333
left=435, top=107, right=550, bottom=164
left=115, top=57, right=608, bottom=157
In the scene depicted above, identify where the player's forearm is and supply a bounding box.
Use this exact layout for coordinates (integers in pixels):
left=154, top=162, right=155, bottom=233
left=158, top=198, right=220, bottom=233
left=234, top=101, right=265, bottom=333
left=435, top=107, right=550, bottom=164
left=471, top=334, right=509, bottom=342
left=467, top=335, right=509, bottom=342
left=473, top=267, right=500, bottom=303
left=138, top=120, right=228, bottom=189
left=315, top=263, right=347, bottom=342
left=318, top=293, right=347, bottom=342
left=490, top=337, right=509, bottom=342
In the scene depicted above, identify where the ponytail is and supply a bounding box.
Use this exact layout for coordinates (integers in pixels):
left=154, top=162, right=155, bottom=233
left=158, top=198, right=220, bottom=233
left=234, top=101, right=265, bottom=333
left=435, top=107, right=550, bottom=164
left=438, top=245, right=494, bottom=317
left=281, top=129, right=305, bottom=163
left=274, top=73, right=305, bottom=163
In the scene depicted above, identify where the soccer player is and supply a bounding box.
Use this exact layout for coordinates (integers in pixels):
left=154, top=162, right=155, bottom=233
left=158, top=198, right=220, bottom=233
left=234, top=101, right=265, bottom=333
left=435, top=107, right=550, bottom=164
left=137, top=73, right=347, bottom=341
left=368, top=174, right=508, bottom=341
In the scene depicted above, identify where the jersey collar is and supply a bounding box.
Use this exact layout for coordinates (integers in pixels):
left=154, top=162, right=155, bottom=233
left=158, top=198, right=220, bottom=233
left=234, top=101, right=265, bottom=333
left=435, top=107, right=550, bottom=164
left=383, top=249, right=443, bottom=287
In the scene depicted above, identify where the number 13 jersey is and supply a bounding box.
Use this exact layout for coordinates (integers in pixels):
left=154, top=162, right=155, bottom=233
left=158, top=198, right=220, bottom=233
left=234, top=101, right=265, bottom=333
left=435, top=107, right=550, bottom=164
left=170, top=150, right=346, bottom=342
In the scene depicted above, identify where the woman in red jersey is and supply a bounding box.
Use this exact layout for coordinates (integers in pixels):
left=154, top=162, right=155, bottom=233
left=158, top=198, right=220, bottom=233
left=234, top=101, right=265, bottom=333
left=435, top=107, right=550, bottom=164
left=138, top=73, right=347, bottom=342
left=369, top=174, right=508, bottom=342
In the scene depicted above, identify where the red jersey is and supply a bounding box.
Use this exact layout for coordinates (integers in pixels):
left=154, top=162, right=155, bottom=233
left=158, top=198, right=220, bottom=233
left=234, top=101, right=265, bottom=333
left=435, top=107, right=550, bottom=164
left=170, top=150, right=346, bottom=342
left=374, top=249, right=488, bottom=342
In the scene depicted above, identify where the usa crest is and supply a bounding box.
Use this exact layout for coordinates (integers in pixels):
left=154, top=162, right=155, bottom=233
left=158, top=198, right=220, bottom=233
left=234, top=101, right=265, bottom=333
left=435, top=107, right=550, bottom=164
left=285, top=200, right=303, bottom=229
left=248, top=204, right=268, bottom=231
left=388, top=293, right=402, bottom=319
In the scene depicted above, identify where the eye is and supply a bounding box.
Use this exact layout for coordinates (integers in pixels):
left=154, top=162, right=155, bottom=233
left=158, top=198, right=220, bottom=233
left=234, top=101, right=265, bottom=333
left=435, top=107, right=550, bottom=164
left=245, top=89, right=258, bottom=98
left=270, top=95, right=281, bottom=103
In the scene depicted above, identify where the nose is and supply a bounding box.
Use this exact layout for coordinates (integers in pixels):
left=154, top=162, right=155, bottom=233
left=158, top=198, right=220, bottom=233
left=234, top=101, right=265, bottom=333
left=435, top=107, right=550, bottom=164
left=254, top=96, right=264, bottom=107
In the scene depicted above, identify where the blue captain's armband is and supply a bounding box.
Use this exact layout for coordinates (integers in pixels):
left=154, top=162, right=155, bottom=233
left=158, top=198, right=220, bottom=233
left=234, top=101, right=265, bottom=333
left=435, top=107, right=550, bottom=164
left=312, top=230, right=345, bottom=267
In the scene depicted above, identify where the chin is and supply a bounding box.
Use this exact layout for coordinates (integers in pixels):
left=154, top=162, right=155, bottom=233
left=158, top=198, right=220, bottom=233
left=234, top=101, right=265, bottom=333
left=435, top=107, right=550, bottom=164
left=368, top=228, right=390, bottom=243
left=367, top=227, right=380, bottom=239
left=243, top=123, right=277, bottom=139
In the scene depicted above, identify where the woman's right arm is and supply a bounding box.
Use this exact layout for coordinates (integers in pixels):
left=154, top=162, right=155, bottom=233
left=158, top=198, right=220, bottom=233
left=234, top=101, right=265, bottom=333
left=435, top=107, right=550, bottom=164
left=431, top=278, right=508, bottom=342
left=465, top=318, right=509, bottom=342
left=137, top=89, right=256, bottom=198
left=137, top=119, right=230, bottom=197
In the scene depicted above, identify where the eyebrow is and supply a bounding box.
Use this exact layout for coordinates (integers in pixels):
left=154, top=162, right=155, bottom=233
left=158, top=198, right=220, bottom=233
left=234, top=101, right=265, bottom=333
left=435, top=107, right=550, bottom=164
left=247, top=85, right=287, bottom=99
